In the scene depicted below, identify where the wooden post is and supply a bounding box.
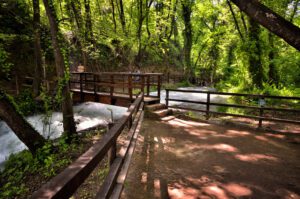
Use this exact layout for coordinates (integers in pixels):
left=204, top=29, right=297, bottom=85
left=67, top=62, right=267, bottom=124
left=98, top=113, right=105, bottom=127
left=107, top=122, right=116, bottom=166
left=166, top=89, right=169, bottom=108
left=128, top=75, right=133, bottom=101
left=80, top=73, right=84, bottom=102
left=93, top=74, right=97, bottom=101
left=110, top=74, right=114, bottom=97
left=206, top=92, right=210, bottom=120
left=258, top=108, right=264, bottom=128
left=157, top=75, right=161, bottom=99
left=141, top=75, right=145, bottom=96
left=147, top=75, right=150, bottom=97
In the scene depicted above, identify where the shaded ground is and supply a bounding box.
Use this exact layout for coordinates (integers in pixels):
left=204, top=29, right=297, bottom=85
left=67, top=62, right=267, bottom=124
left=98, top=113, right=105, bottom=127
left=122, top=116, right=300, bottom=199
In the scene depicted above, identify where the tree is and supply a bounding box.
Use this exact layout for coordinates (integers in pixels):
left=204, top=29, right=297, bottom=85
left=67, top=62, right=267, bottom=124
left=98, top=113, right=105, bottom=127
left=32, top=0, right=43, bottom=97
left=181, top=0, right=194, bottom=81
left=0, top=90, right=46, bottom=154
left=230, top=0, right=300, bottom=51
left=42, top=0, right=77, bottom=139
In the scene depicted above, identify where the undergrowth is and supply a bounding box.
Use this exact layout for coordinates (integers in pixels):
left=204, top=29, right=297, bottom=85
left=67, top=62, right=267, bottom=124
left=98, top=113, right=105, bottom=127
left=0, top=130, right=104, bottom=199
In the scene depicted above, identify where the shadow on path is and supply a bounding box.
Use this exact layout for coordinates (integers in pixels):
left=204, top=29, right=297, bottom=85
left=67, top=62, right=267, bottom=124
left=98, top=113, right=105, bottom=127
left=122, top=116, right=300, bottom=199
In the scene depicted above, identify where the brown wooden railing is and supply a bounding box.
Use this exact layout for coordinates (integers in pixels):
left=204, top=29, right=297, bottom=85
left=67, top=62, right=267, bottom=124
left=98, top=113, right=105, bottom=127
left=70, top=72, right=163, bottom=101
left=166, top=89, right=300, bottom=128
left=31, top=93, right=144, bottom=199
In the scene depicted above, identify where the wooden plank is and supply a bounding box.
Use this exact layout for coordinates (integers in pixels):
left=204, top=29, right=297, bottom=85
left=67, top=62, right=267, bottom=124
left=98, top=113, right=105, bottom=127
left=167, top=98, right=300, bottom=113
left=166, top=89, right=300, bottom=100
left=31, top=93, right=143, bottom=199
left=168, top=106, right=300, bottom=124
left=95, top=157, right=123, bottom=199
left=110, top=112, right=144, bottom=199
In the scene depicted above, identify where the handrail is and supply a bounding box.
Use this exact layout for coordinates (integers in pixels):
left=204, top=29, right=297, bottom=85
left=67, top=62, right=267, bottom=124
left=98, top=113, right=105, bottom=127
left=31, top=93, right=144, bottom=199
left=70, top=72, right=162, bottom=101
left=165, top=89, right=300, bottom=128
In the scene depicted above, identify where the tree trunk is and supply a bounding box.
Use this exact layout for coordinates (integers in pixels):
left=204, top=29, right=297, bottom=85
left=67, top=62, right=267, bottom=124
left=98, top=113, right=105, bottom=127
left=230, top=0, right=300, bottom=51
left=135, top=0, right=144, bottom=66
left=42, top=0, right=77, bottom=138
left=110, top=0, right=117, bottom=32
left=226, top=0, right=244, bottom=40
left=248, top=18, right=264, bottom=88
left=268, top=33, right=279, bottom=86
left=32, top=0, right=43, bottom=97
left=181, top=0, right=193, bottom=81
left=0, top=91, right=46, bottom=154
left=70, top=0, right=88, bottom=68
left=118, top=0, right=126, bottom=34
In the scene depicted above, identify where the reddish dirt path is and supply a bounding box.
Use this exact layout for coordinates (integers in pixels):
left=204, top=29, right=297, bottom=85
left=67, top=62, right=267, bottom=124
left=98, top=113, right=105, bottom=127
left=121, top=116, right=300, bottom=199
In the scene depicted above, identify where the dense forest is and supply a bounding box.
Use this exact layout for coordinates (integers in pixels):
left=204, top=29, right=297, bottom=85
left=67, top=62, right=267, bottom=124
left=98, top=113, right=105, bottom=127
left=0, top=0, right=299, bottom=95
left=0, top=0, right=300, bottom=198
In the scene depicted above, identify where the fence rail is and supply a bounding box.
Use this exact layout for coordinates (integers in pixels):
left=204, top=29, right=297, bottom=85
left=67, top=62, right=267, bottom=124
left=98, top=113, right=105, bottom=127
left=70, top=72, right=162, bottom=102
left=31, top=93, right=144, bottom=199
left=165, top=89, right=300, bottom=128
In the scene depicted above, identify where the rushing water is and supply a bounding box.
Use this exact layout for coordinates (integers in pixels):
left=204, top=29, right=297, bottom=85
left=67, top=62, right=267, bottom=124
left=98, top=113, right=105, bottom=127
left=0, top=102, right=127, bottom=169
left=0, top=87, right=226, bottom=169
left=151, top=87, right=227, bottom=111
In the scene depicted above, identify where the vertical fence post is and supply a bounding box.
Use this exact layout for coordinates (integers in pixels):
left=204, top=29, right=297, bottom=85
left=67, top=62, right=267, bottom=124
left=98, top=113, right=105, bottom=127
left=258, top=98, right=265, bottom=128
left=80, top=73, right=84, bottom=102
left=147, top=75, right=150, bottom=97
left=110, top=74, right=114, bottom=97
left=128, top=74, right=133, bottom=101
left=166, top=89, right=169, bottom=108
left=107, top=122, right=116, bottom=166
left=141, top=75, right=145, bottom=95
left=158, top=75, right=161, bottom=99
left=93, top=74, right=97, bottom=101
left=206, top=92, right=210, bottom=120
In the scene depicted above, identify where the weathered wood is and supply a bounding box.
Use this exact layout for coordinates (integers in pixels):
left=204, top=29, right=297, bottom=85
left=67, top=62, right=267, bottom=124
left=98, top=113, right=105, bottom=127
left=166, top=89, right=300, bottom=127
left=166, top=88, right=300, bottom=100
left=31, top=93, right=144, bottom=199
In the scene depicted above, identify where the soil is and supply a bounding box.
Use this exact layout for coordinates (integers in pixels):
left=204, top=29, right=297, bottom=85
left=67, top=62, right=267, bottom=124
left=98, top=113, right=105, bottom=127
left=122, top=116, right=300, bottom=199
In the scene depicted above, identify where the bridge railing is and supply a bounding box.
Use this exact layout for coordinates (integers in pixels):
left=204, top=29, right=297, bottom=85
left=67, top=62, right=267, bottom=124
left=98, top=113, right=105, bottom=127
left=31, top=93, right=144, bottom=199
left=70, top=72, right=163, bottom=101
left=165, top=89, right=300, bottom=128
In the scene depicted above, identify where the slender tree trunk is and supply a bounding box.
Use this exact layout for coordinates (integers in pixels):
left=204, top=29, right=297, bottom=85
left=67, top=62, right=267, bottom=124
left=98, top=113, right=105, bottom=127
left=117, top=0, right=126, bottom=34
left=110, top=0, right=117, bottom=32
left=32, top=0, right=43, bottom=97
left=226, top=0, right=244, bottom=41
left=135, top=0, right=144, bottom=66
left=181, top=0, right=193, bottom=81
left=268, top=33, right=279, bottom=86
left=248, top=18, right=264, bottom=88
left=230, top=0, right=300, bottom=50
left=290, top=0, right=299, bottom=22
left=42, top=0, right=77, bottom=138
left=0, top=90, right=46, bottom=154
left=70, top=0, right=88, bottom=67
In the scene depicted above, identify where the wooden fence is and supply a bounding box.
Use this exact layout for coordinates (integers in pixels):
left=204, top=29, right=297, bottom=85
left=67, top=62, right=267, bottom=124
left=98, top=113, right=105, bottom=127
left=70, top=72, right=163, bottom=102
left=165, top=89, right=300, bottom=128
left=31, top=93, right=144, bottom=199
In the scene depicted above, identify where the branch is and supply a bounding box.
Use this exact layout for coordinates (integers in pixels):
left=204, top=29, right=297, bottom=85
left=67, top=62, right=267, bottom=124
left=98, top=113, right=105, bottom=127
left=230, top=0, right=300, bottom=51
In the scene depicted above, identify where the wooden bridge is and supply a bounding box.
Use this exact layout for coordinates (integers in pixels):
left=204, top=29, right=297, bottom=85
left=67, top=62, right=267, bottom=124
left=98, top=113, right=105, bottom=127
left=30, top=74, right=300, bottom=199
left=70, top=72, right=162, bottom=107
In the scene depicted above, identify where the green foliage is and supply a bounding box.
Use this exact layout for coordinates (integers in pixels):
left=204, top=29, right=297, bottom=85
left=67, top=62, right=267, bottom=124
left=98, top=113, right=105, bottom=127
left=14, top=89, right=37, bottom=116
left=0, top=135, right=81, bottom=199
left=0, top=44, right=12, bottom=79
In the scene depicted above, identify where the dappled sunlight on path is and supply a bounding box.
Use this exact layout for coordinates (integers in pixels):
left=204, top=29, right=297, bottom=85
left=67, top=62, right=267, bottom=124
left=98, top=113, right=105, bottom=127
left=122, top=116, right=300, bottom=199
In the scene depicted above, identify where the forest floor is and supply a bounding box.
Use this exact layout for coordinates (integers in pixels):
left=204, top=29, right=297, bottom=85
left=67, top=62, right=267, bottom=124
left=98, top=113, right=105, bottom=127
left=122, top=116, right=300, bottom=199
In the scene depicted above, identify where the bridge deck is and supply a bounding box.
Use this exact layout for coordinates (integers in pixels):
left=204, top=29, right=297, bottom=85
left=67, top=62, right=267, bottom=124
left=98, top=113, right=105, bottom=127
left=122, top=116, right=300, bottom=198
left=71, top=89, right=160, bottom=106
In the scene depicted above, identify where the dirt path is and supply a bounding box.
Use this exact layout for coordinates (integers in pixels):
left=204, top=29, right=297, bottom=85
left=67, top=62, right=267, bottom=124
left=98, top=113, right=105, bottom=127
left=121, top=116, right=300, bottom=199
